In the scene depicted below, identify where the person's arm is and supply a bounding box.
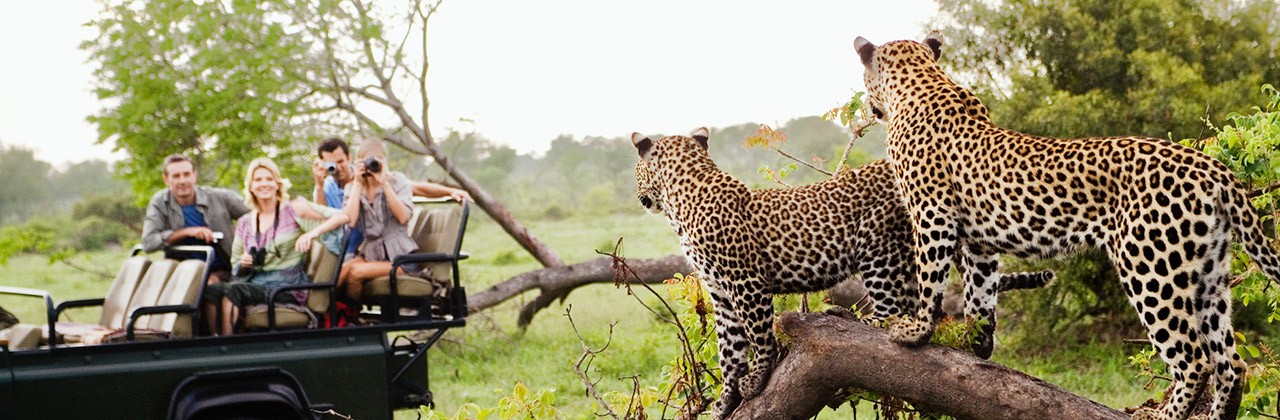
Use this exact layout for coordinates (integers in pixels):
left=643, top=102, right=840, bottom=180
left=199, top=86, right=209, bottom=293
left=290, top=200, right=350, bottom=252
left=140, top=193, right=171, bottom=252
left=410, top=180, right=473, bottom=203
left=384, top=173, right=413, bottom=225
left=229, top=225, right=249, bottom=278
left=311, top=159, right=328, bottom=205
left=342, top=181, right=362, bottom=228
left=222, top=189, right=251, bottom=220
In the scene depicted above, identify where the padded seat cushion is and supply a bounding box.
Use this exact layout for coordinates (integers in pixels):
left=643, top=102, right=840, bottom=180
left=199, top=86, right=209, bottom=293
left=243, top=304, right=317, bottom=330
left=362, top=275, right=437, bottom=298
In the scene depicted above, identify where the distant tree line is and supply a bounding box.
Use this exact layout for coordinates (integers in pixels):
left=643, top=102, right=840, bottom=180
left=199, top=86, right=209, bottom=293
left=0, top=142, right=129, bottom=226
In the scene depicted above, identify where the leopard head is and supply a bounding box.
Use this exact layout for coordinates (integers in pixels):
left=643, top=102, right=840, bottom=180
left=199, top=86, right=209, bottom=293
left=854, top=32, right=944, bottom=125
left=631, top=128, right=711, bottom=215
left=632, top=148, right=663, bottom=214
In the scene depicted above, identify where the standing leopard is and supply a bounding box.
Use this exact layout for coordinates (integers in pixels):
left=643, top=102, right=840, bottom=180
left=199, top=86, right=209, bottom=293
left=632, top=128, right=1053, bottom=418
left=853, top=33, right=1280, bottom=420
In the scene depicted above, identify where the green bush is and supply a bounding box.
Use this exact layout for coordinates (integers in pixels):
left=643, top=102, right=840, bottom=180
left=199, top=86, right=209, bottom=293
left=71, top=217, right=134, bottom=251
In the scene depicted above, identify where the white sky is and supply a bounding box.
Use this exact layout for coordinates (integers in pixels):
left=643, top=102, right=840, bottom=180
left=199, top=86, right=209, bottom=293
left=0, top=1, right=936, bottom=166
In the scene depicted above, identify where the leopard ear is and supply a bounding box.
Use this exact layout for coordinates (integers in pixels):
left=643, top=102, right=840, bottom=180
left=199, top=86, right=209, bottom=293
left=631, top=132, right=653, bottom=159
left=855, top=36, right=876, bottom=67
left=924, top=31, right=943, bottom=61
left=690, top=127, right=709, bottom=150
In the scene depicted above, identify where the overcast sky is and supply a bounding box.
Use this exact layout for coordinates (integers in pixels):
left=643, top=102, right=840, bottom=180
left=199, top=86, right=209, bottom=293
left=0, top=1, right=936, bottom=166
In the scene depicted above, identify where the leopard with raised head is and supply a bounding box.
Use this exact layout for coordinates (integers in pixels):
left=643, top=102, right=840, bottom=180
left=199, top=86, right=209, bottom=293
left=853, top=33, right=1280, bottom=420
left=631, top=128, right=1054, bottom=418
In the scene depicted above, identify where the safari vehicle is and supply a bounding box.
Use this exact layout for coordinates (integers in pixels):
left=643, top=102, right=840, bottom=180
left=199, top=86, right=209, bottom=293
left=0, top=199, right=470, bottom=420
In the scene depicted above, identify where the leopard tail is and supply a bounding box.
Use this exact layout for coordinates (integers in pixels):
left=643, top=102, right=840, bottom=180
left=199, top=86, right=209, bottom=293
left=1225, top=175, right=1280, bottom=284
left=995, top=270, right=1055, bottom=293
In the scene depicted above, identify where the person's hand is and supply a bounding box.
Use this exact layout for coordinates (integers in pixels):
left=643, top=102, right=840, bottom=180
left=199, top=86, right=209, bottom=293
left=179, top=227, right=216, bottom=243
left=450, top=188, right=473, bottom=203
left=311, top=158, right=328, bottom=184
left=295, top=232, right=316, bottom=253
left=239, top=251, right=254, bottom=268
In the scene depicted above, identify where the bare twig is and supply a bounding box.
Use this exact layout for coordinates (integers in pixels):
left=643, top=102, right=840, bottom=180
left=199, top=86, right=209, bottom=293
left=1250, top=180, right=1280, bottom=198
left=775, top=148, right=832, bottom=176
left=564, top=305, right=622, bottom=419
left=598, top=238, right=714, bottom=419
left=57, top=258, right=113, bottom=281
left=310, top=408, right=354, bottom=420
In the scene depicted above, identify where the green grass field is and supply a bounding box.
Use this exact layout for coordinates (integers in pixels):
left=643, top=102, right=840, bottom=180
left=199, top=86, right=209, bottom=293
left=0, top=212, right=1172, bottom=418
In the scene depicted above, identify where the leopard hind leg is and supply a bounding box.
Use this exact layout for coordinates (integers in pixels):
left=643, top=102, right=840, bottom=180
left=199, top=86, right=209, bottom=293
left=1114, top=242, right=1208, bottom=420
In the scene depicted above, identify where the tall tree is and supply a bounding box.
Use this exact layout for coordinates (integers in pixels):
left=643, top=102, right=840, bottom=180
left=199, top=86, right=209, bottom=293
left=933, top=0, right=1280, bottom=139
left=84, top=0, right=330, bottom=198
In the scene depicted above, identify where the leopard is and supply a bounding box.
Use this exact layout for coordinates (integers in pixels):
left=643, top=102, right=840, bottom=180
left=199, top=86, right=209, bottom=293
left=632, top=128, right=1054, bottom=418
left=853, top=32, right=1280, bottom=419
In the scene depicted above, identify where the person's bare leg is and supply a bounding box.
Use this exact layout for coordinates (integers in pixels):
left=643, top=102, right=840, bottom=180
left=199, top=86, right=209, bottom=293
left=220, top=298, right=236, bottom=336
left=203, top=303, right=218, bottom=336
left=344, top=261, right=407, bottom=300
left=338, top=257, right=364, bottom=296
left=208, top=270, right=230, bottom=285
left=229, top=305, right=240, bottom=334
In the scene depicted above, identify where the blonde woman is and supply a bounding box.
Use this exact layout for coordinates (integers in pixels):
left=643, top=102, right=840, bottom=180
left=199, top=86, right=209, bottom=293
left=338, top=137, right=423, bottom=300
left=203, top=158, right=349, bottom=335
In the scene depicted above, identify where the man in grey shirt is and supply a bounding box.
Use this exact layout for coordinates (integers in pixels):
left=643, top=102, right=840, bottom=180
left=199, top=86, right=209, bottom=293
left=142, top=155, right=250, bottom=283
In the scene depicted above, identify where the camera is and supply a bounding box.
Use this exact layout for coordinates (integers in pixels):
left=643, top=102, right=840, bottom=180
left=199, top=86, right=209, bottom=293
left=249, top=246, right=267, bottom=267
left=363, top=157, right=382, bottom=174
left=322, top=161, right=339, bottom=174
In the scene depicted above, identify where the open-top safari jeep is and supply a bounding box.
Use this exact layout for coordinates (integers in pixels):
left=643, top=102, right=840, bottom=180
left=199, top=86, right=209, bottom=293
left=0, top=198, right=470, bottom=419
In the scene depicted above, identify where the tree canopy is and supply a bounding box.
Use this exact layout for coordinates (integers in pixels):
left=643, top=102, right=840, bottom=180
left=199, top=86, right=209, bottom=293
left=83, top=0, right=338, bottom=198
left=934, top=0, right=1280, bottom=139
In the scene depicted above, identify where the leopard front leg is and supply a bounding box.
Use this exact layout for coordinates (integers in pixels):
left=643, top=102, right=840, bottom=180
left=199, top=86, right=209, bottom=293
left=734, top=279, right=778, bottom=400
left=890, top=212, right=956, bottom=347
left=705, top=281, right=747, bottom=420
left=958, top=247, right=1001, bottom=359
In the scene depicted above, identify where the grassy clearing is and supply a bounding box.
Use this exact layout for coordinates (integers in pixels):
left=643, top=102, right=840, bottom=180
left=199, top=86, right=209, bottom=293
left=2, top=212, right=1181, bottom=418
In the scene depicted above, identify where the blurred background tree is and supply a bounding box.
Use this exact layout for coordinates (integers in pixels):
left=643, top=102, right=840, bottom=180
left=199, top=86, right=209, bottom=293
left=83, top=0, right=336, bottom=202
left=935, top=0, right=1280, bottom=139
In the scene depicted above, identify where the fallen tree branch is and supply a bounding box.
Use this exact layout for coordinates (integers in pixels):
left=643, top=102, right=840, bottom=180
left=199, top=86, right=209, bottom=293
left=728, top=312, right=1129, bottom=420
left=466, top=254, right=692, bottom=326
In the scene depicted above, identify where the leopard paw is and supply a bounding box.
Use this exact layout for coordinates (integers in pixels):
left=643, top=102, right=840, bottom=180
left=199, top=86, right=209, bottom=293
left=739, top=369, right=771, bottom=400
left=824, top=306, right=858, bottom=321
left=709, top=392, right=742, bottom=420
left=888, top=318, right=933, bottom=347
left=1128, top=407, right=1163, bottom=420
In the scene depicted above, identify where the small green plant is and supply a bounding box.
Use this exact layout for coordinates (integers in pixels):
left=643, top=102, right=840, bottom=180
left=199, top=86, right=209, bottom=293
left=421, top=382, right=564, bottom=420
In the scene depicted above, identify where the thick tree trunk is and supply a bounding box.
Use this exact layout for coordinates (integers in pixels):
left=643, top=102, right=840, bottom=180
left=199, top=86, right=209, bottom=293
left=467, top=255, right=692, bottom=326
left=728, top=312, right=1130, bottom=420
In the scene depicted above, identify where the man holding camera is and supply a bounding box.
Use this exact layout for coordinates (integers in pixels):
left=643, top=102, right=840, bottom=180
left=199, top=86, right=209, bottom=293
left=142, top=154, right=250, bottom=284
left=312, top=138, right=363, bottom=257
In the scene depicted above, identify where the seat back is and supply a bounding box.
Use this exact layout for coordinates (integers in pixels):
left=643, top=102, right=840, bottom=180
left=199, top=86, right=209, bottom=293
left=124, top=259, right=179, bottom=328
left=411, top=203, right=468, bottom=285
left=145, top=259, right=206, bottom=337
left=99, top=256, right=152, bottom=329
left=305, top=239, right=340, bottom=314
left=6, top=325, right=42, bottom=351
